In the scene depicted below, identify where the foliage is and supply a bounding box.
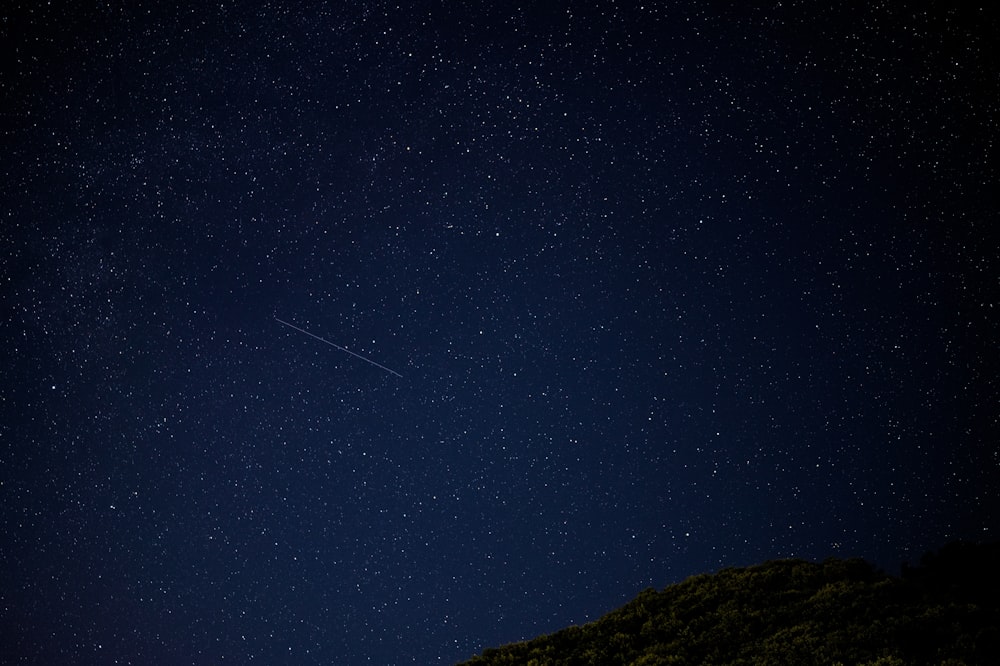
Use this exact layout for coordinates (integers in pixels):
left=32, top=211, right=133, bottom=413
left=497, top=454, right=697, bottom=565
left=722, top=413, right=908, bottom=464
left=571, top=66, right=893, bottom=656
left=458, top=542, right=1000, bottom=666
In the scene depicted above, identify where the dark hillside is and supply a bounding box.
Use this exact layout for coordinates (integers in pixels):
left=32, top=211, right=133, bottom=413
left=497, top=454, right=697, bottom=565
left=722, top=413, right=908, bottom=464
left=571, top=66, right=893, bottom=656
left=460, top=542, right=1000, bottom=665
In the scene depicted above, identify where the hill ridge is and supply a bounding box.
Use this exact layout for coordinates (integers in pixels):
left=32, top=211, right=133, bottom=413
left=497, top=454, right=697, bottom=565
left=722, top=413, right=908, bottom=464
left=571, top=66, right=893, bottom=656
left=458, top=542, right=1000, bottom=665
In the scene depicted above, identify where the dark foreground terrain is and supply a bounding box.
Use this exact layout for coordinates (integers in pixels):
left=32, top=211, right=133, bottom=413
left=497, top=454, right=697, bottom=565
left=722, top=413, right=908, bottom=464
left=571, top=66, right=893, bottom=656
left=459, top=542, right=1000, bottom=665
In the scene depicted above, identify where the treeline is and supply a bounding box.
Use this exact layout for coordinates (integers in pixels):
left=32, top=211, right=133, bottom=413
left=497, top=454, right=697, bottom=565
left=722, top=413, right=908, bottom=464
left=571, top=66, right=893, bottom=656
left=459, top=541, right=1000, bottom=665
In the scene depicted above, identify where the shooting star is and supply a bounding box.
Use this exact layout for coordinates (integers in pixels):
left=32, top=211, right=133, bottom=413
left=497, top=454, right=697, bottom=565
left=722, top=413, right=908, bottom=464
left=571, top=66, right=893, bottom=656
left=274, top=317, right=402, bottom=378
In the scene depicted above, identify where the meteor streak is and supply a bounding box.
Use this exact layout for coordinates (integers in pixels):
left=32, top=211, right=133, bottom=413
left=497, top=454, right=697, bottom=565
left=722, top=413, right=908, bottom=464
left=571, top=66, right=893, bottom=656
left=274, top=317, right=402, bottom=378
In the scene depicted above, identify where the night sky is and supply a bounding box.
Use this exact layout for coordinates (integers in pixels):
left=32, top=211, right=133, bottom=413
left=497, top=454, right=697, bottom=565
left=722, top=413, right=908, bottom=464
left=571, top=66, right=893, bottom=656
left=2, top=2, right=998, bottom=664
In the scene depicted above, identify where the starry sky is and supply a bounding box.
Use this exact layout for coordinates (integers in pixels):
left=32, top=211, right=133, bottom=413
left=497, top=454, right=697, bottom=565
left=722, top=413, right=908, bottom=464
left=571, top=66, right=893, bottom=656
left=2, top=2, right=998, bottom=664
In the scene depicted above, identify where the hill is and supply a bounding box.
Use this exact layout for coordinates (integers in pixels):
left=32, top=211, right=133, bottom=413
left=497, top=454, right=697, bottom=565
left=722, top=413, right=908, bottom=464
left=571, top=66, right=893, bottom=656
left=458, top=542, right=1000, bottom=665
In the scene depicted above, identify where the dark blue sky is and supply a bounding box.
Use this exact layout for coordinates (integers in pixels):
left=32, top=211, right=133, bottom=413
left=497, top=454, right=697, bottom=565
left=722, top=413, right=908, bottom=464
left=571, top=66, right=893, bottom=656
left=2, top=2, right=997, bottom=664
